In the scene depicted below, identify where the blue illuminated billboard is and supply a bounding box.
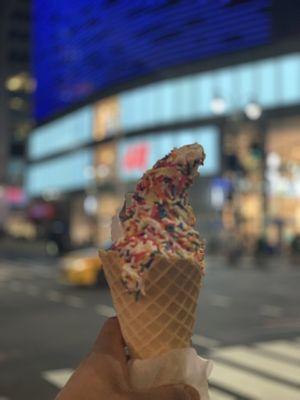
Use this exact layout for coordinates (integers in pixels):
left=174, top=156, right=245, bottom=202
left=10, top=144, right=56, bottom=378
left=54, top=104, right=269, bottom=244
left=33, top=0, right=273, bottom=122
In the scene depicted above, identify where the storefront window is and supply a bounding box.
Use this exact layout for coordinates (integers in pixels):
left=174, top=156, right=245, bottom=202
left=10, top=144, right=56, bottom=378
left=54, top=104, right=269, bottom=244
left=93, top=97, right=120, bottom=140
left=94, top=142, right=117, bottom=183
left=70, top=196, right=96, bottom=247
left=222, top=121, right=264, bottom=253
left=266, top=117, right=300, bottom=245
left=96, top=193, right=122, bottom=248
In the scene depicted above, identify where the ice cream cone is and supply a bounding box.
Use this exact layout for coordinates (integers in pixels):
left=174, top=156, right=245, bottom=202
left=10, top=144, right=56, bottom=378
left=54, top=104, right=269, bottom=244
left=99, top=249, right=203, bottom=359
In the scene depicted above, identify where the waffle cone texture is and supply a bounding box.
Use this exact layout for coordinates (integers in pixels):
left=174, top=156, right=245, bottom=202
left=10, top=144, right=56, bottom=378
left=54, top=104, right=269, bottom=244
left=99, top=249, right=203, bottom=359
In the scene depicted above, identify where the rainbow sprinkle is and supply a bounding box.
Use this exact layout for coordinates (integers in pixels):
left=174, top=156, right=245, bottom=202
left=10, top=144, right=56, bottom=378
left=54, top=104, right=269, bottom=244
left=112, top=144, right=206, bottom=297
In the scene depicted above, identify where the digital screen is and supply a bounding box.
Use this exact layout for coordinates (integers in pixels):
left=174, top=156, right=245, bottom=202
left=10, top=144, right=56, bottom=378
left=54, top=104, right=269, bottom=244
left=33, top=0, right=273, bottom=122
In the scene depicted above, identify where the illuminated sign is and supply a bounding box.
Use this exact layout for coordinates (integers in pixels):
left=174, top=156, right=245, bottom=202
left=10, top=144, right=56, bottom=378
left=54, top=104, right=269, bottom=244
left=33, top=0, right=273, bottom=121
left=122, top=142, right=150, bottom=172
left=26, top=149, right=92, bottom=197
left=29, top=106, right=93, bottom=160
left=30, top=53, right=300, bottom=161
left=119, top=54, right=300, bottom=131
left=118, top=126, right=220, bottom=181
left=4, top=187, right=26, bottom=205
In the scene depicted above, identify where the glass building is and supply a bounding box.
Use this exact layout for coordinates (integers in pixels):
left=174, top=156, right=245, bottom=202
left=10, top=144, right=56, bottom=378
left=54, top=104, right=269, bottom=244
left=26, top=1, right=300, bottom=253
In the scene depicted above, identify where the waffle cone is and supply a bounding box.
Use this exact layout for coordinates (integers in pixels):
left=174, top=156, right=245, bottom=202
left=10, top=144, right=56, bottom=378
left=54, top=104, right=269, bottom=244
left=99, top=250, right=203, bottom=359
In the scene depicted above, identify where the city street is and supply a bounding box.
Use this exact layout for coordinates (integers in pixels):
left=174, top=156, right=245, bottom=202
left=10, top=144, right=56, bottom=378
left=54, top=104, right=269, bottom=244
left=2, top=2, right=300, bottom=400
left=0, top=256, right=299, bottom=400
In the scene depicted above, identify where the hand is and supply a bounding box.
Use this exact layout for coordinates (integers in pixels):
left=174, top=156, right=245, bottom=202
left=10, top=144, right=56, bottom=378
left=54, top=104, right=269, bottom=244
left=55, top=317, right=199, bottom=400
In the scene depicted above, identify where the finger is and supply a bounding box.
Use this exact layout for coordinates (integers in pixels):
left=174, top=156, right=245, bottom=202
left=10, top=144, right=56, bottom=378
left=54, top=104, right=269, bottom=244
left=92, top=317, right=127, bottom=366
left=131, top=384, right=200, bottom=400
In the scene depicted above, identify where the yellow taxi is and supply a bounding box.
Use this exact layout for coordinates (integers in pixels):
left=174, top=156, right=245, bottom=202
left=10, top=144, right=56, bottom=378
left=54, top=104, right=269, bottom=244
left=60, top=248, right=105, bottom=286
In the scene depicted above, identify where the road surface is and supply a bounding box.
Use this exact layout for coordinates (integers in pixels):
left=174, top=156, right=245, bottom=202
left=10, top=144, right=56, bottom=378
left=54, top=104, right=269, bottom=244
left=0, top=256, right=299, bottom=400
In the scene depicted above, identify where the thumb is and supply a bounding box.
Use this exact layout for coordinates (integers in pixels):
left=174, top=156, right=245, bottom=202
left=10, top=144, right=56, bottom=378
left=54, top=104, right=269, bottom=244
left=92, top=317, right=127, bottom=366
left=131, top=384, right=200, bottom=400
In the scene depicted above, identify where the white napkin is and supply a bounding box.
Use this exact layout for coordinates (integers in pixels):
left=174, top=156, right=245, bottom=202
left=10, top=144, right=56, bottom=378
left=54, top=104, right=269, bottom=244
left=129, top=347, right=213, bottom=399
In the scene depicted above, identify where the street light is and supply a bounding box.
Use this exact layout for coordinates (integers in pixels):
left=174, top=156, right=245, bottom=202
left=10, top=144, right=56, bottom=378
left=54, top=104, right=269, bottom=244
left=210, top=94, right=226, bottom=115
left=84, top=195, right=98, bottom=215
left=96, top=164, right=110, bottom=179
left=244, top=100, right=262, bottom=120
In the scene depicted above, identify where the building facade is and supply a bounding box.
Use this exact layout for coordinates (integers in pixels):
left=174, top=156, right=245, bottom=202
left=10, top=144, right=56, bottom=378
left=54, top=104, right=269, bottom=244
left=25, top=1, right=300, bottom=254
left=0, top=0, right=35, bottom=237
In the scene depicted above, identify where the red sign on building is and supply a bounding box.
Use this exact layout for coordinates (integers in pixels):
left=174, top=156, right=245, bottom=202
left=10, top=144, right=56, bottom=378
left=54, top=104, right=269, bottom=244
left=122, top=142, right=150, bottom=172
left=4, top=186, right=26, bottom=205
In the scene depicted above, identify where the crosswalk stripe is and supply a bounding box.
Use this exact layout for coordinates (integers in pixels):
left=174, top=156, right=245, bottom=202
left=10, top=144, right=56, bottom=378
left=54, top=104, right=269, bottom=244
left=256, top=340, right=300, bottom=362
left=42, top=369, right=73, bottom=388
left=214, top=345, right=300, bottom=386
left=8, top=281, right=22, bottom=292
left=192, top=334, right=220, bottom=348
left=210, top=361, right=300, bottom=400
left=42, top=368, right=238, bottom=400
left=209, top=294, right=231, bottom=308
left=42, top=368, right=237, bottom=400
left=64, top=296, right=84, bottom=308
left=95, top=304, right=115, bottom=318
left=209, top=388, right=236, bottom=400
left=42, top=338, right=300, bottom=398
left=260, top=304, right=282, bottom=318
left=45, top=290, right=62, bottom=302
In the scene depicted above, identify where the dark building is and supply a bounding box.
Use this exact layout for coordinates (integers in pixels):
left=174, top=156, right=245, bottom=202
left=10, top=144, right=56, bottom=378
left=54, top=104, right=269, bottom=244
left=0, top=0, right=33, bottom=186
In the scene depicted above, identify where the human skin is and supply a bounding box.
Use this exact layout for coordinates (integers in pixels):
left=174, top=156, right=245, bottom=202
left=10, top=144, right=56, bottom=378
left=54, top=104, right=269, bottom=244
left=55, top=317, right=199, bottom=400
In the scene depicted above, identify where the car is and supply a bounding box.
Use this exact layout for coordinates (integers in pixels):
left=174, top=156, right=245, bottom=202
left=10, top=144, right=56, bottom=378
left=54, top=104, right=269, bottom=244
left=60, top=247, right=106, bottom=286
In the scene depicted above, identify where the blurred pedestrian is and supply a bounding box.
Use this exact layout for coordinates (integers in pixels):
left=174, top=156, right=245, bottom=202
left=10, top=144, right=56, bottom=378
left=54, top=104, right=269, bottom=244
left=225, top=229, right=243, bottom=267
left=55, top=317, right=199, bottom=400
left=290, top=234, right=300, bottom=266
left=254, top=236, right=272, bottom=268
